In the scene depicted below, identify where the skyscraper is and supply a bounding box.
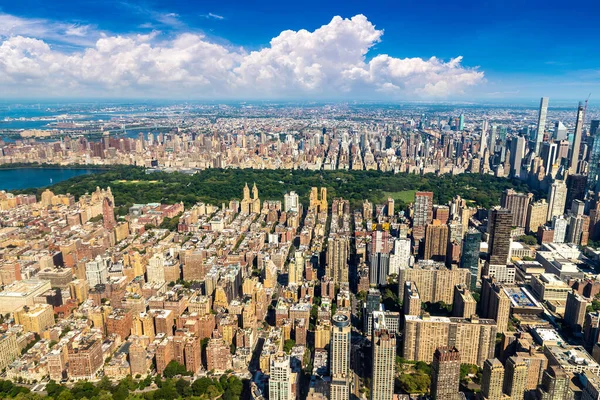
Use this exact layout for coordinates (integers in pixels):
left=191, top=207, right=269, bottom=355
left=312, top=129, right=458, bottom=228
left=501, top=189, right=532, bottom=228
left=488, top=208, right=513, bottom=266
left=565, top=290, right=587, bottom=333
left=327, top=235, right=350, bottom=284
left=289, top=250, right=304, bottom=284
left=269, top=352, right=294, bottom=400
left=547, top=180, right=568, bottom=221
left=431, top=346, right=461, bottom=400
left=537, top=366, right=571, bottom=400
left=284, top=191, right=300, bottom=213
left=535, top=97, right=549, bottom=154
left=587, top=133, right=600, bottom=191
left=461, top=228, right=482, bottom=289
left=510, top=135, right=526, bottom=179
left=424, top=220, right=449, bottom=262
left=371, top=324, right=396, bottom=400
left=482, top=358, right=505, bottom=400
left=566, top=174, right=588, bottom=211
left=569, top=102, right=585, bottom=174
left=413, top=191, right=434, bottom=240
left=370, top=230, right=391, bottom=286
left=103, top=196, right=116, bottom=230
left=504, top=356, right=527, bottom=400
left=480, top=277, right=511, bottom=334
left=330, top=313, right=351, bottom=400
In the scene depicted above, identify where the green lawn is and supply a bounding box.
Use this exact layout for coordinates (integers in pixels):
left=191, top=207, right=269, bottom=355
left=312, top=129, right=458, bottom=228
left=382, top=190, right=417, bottom=204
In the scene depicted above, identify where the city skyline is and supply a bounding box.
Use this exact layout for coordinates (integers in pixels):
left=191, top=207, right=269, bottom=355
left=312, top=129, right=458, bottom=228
left=0, top=0, right=598, bottom=101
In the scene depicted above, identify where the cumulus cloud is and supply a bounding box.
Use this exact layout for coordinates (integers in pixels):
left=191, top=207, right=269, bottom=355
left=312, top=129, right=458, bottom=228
left=0, top=14, right=484, bottom=98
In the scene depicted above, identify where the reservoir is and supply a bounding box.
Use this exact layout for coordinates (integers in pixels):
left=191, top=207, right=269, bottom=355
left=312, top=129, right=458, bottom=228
left=0, top=168, right=99, bottom=190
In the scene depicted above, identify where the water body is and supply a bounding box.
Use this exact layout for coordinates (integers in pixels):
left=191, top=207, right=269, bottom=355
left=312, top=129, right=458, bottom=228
left=0, top=168, right=99, bottom=190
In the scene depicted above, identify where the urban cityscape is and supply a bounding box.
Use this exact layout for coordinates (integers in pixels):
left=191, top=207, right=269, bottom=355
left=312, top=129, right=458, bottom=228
left=1, top=1, right=600, bottom=400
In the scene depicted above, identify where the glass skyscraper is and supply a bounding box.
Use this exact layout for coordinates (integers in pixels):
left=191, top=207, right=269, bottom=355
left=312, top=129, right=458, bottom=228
left=461, top=228, right=482, bottom=290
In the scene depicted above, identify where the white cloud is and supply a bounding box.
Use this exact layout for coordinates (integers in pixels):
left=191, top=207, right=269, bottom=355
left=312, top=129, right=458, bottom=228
left=0, top=13, right=99, bottom=47
left=200, top=13, right=225, bottom=20
left=0, top=14, right=484, bottom=99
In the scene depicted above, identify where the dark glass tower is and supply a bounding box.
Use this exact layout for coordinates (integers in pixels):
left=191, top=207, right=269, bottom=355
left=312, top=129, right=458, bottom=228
left=461, top=228, right=482, bottom=289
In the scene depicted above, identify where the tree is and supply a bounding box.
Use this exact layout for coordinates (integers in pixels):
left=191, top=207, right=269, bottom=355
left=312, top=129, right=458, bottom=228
left=162, top=360, right=190, bottom=378
left=192, top=377, right=213, bottom=396
left=283, top=339, right=296, bottom=354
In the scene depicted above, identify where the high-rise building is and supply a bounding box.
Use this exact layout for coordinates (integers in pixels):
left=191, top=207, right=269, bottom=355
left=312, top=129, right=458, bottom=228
left=14, top=303, right=55, bottom=334
left=269, top=352, right=295, bottom=400
left=481, top=358, right=505, bottom=400
left=398, top=262, right=470, bottom=304
left=537, top=366, right=571, bottom=400
left=501, top=189, right=532, bottom=228
left=424, top=220, right=449, bottom=262
left=363, top=289, right=382, bottom=334
left=330, top=313, right=351, bottom=400
left=388, top=238, right=412, bottom=275
left=403, top=281, right=422, bottom=317
left=554, top=121, right=568, bottom=141
left=535, top=97, right=549, bottom=154
left=147, top=253, right=166, bottom=283
left=510, top=136, right=526, bottom=179
left=0, top=333, right=19, bottom=372
left=452, top=284, right=477, bottom=318
left=527, top=200, right=549, bottom=234
left=386, top=197, right=394, bottom=217
left=327, top=235, right=350, bottom=284
left=413, top=191, right=434, bottom=240
left=541, top=141, right=559, bottom=177
left=504, top=356, right=527, bottom=400
left=85, top=255, right=110, bottom=287
left=284, top=191, right=300, bottom=213
left=103, top=196, right=116, bottom=230
left=289, top=250, right=304, bottom=285
left=369, top=230, right=391, bottom=286
left=371, top=324, right=396, bottom=400
left=480, top=276, right=511, bottom=334
left=461, top=228, right=482, bottom=289
left=547, top=180, right=568, bottom=221
left=431, top=347, right=461, bottom=400
left=566, top=214, right=590, bottom=246
left=587, top=133, right=600, bottom=192
left=488, top=208, right=513, bottom=266
left=565, top=290, right=588, bottom=333
left=403, top=315, right=497, bottom=366
left=68, top=336, right=104, bottom=380
left=129, top=339, right=148, bottom=377
left=566, top=174, right=588, bottom=212
left=569, top=103, right=585, bottom=174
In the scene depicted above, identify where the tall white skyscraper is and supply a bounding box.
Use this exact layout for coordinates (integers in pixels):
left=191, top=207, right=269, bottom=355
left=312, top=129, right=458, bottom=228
left=330, top=313, right=351, bottom=400
left=554, top=121, right=568, bottom=141
left=547, top=180, right=567, bottom=221
left=269, top=352, right=294, bottom=400
left=535, top=97, right=549, bottom=153
left=85, top=255, right=110, bottom=287
left=284, top=191, right=300, bottom=213
left=388, top=238, right=412, bottom=275
left=371, top=318, right=396, bottom=400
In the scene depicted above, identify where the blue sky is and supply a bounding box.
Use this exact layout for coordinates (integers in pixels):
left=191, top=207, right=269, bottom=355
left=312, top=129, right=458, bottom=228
left=0, top=0, right=598, bottom=101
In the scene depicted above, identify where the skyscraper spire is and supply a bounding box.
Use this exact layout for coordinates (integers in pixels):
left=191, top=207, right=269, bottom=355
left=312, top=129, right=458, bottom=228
left=535, top=97, right=549, bottom=154
left=569, top=102, right=585, bottom=175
